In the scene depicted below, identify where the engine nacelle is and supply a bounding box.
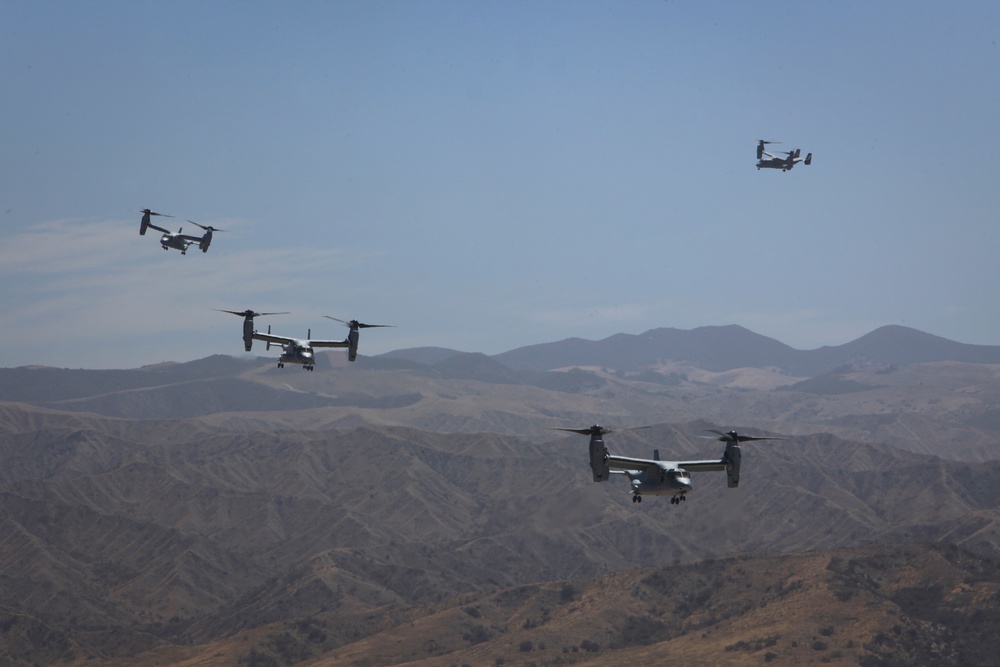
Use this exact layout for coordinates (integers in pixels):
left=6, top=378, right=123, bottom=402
left=590, top=437, right=610, bottom=482
left=242, top=318, right=254, bottom=352
left=725, top=442, right=742, bottom=488
left=347, top=328, right=360, bottom=362
left=199, top=230, right=213, bottom=252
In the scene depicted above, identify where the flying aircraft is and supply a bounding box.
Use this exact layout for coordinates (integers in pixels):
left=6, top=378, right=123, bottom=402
left=219, top=310, right=391, bottom=370
left=554, top=425, right=785, bottom=504
left=756, top=140, right=812, bottom=171
left=138, top=208, right=224, bottom=254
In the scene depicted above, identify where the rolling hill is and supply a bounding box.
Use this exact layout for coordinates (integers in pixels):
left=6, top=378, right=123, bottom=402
left=0, top=324, right=998, bottom=664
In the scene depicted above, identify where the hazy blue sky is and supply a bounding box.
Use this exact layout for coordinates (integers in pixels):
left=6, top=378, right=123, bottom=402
left=2, top=1, right=998, bottom=368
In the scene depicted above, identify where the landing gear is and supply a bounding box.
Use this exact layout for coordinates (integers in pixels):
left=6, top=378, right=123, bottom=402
left=277, top=362, right=285, bottom=368
left=304, top=365, right=314, bottom=371
left=631, top=495, right=642, bottom=503
left=670, top=495, right=687, bottom=505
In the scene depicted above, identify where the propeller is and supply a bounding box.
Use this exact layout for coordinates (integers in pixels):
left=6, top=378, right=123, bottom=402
left=702, top=429, right=787, bottom=443
left=552, top=425, right=612, bottom=437
left=216, top=309, right=289, bottom=319
left=323, top=316, right=393, bottom=330
left=139, top=208, right=173, bottom=218
left=187, top=220, right=226, bottom=233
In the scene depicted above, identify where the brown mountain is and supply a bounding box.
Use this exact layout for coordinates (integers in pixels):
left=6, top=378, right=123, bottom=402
left=1, top=404, right=999, bottom=664
left=0, top=324, right=998, bottom=664
left=181, top=543, right=998, bottom=667
left=2, top=325, right=998, bottom=462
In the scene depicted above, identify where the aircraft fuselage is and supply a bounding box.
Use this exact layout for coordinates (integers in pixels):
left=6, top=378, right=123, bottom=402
left=756, top=158, right=794, bottom=171
left=159, top=232, right=195, bottom=253
left=623, top=467, right=692, bottom=496
left=278, top=342, right=315, bottom=369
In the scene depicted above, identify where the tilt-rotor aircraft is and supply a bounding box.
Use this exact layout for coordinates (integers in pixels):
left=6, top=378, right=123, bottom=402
left=138, top=208, right=225, bottom=254
left=218, top=310, right=391, bottom=370
left=755, top=140, right=812, bottom=171
left=555, top=426, right=785, bottom=504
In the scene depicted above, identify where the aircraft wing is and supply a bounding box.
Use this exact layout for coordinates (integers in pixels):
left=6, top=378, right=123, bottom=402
left=674, top=457, right=727, bottom=472
left=252, top=331, right=296, bottom=346
left=607, top=454, right=669, bottom=473
left=146, top=223, right=171, bottom=234
left=177, top=233, right=203, bottom=243
left=308, top=339, right=349, bottom=348
left=760, top=150, right=776, bottom=159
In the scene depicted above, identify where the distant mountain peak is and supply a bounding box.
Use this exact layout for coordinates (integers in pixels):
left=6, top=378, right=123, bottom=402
left=493, top=324, right=1000, bottom=376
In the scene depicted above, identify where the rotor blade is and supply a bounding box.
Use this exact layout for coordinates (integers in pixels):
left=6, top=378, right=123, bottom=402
left=323, top=316, right=394, bottom=329
left=139, top=209, right=174, bottom=218
left=187, top=220, right=226, bottom=232
left=551, top=426, right=612, bottom=436
left=705, top=429, right=787, bottom=442
left=215, top=309, right=289, bottom=318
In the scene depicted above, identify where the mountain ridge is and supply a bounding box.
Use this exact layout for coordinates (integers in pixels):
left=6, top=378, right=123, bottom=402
left=490, top=323, right=1000, bottom=375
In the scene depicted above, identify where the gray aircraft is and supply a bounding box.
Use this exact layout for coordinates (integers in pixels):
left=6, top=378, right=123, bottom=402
left=555, top=425, right=785, bottom=504
left=138, top=208, right=224, bottom=254
left=756, top=140, right=812, bottom=171
left=219, top=310, right=390, bottom=370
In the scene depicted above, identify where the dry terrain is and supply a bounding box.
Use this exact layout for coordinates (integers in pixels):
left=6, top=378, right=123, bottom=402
left=0, top=325, right=998, bottom=665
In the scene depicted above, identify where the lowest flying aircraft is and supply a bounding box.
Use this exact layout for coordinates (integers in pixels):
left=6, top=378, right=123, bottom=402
left=218, top=310, right=391, bottom=370
left=554, top=425, right=785, bottom=504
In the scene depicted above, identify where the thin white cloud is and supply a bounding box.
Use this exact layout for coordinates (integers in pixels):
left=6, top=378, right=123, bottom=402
left=0, top=217, right=386, bottom=364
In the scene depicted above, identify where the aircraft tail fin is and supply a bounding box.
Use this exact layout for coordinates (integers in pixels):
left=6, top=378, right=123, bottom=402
left=266, top=325, right=272, bottom=351
left=804, top=152, right=813, bottom=166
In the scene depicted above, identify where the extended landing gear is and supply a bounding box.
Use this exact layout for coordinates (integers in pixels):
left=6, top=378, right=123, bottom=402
left=631, top=495, right=642, bottom=503
left=304, top=365, right=314, bottom=371
left=670, top=495, right=687, bottom=505
left=277, top=362, right=285, bottom=368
